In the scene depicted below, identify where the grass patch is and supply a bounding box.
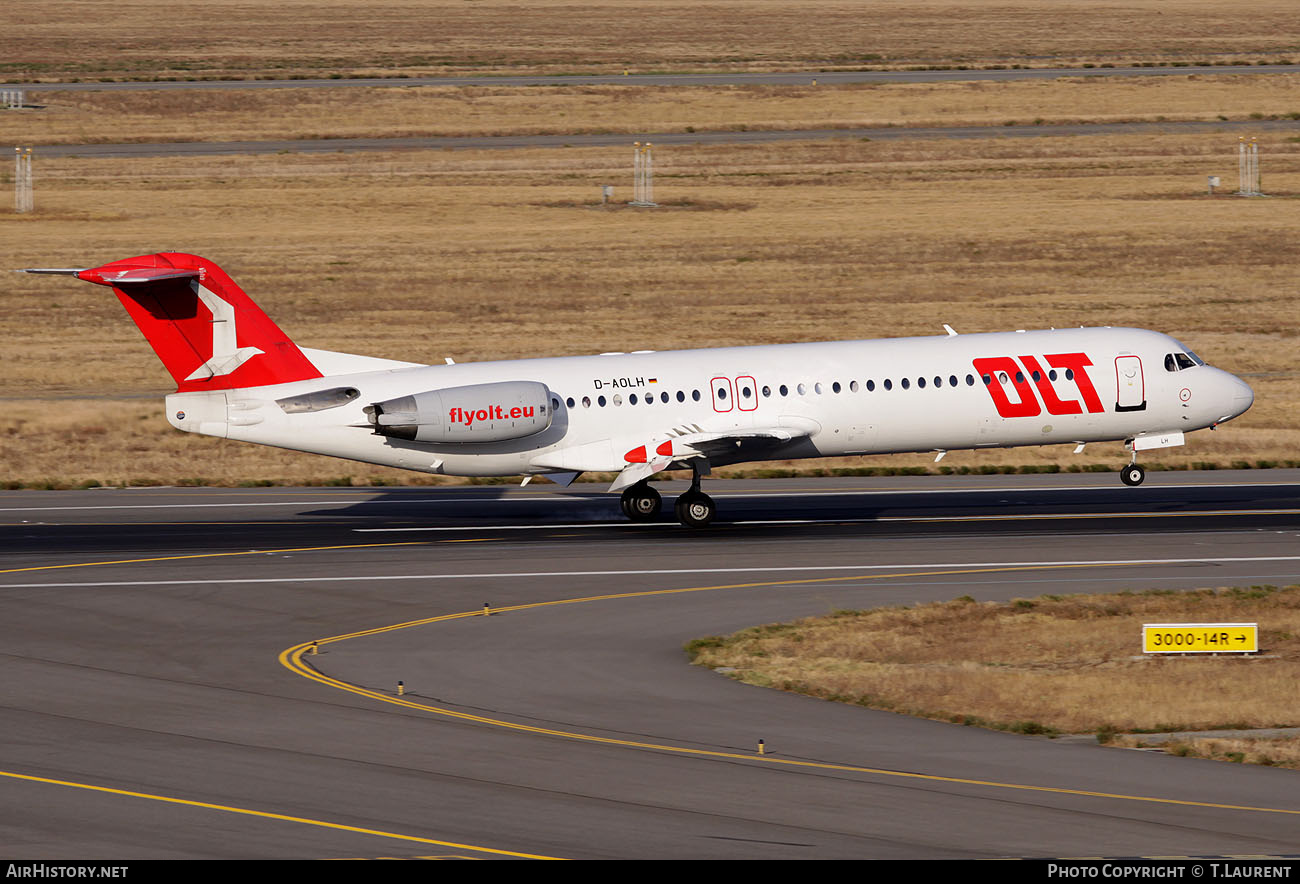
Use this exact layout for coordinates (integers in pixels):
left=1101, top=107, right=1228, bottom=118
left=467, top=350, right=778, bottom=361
left=13, top=75, right=1300, bottom=148
left=688, top=586, right=1300, bottom=758
left=1112, top=734, right=1300, bottom=768
left=8, top=1, right=1300, bottom=81
left=3, top=118, right=1298, bottom=483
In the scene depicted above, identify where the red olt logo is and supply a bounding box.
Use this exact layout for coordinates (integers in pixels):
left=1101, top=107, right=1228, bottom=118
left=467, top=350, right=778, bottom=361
left=973, top=353, right=1104, bottom=418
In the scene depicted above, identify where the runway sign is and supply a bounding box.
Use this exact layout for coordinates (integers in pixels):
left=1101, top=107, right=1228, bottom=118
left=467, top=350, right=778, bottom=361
left=1142, top=623, right=1257, bottom=654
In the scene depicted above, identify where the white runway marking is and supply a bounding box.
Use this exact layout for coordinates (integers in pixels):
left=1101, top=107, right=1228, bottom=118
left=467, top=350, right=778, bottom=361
left=0, top=480, right=1293, bottom=513
left=350, top=509, right=1300, bottom=532
left=0, top=497, right=518, bottom=512
left=3, top=555, right=1299, bottom=589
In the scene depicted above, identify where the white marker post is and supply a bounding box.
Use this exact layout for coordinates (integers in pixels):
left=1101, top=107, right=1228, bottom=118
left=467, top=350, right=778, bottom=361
left=630, top=142, right=657, bottom=207
left=14, top=147, right=33, bottom=213
left=1236, top=137, right=1261, bottom=196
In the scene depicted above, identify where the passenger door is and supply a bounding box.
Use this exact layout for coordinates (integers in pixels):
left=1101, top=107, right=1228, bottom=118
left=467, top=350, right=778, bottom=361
left=1115, top=355, right=1146, bottom=412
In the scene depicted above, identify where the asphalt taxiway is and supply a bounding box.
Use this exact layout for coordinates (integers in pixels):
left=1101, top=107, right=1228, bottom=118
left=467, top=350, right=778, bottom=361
left=31, top=118, right=1300, bottom=160
left=14, top=63, right=1300, bottom=159
left=2, top=472, right=1299, bottom=859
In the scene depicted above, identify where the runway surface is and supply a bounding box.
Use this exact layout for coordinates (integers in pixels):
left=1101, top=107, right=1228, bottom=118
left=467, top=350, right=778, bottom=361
left=10, top=64, right=1300, bottom=92
left=3, top=471, right=1299, bottom=859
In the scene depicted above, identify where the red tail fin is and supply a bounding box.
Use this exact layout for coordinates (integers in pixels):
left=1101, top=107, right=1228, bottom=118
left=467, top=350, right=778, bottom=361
left=77, top=253, right=322, bottom=392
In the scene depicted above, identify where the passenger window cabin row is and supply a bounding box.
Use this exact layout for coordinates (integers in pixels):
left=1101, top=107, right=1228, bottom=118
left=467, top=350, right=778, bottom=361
left=561, top=366, right=1088, bottom=410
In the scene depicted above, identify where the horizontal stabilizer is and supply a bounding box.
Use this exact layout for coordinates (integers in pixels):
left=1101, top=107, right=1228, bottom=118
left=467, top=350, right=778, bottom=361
left=22, top=253, right=322, bottom=393
left=82, top=266, right=202, bottom=285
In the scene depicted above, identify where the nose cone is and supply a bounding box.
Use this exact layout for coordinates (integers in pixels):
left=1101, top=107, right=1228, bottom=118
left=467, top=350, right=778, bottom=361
left=1224, top=373, right=1254, bottom=422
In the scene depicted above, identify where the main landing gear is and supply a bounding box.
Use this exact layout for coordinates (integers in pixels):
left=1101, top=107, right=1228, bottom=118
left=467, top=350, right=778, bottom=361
left=674, top=488, right=716, bottom=528
left=620, top=482, right=662, bottom=521
left=619, top=464, right=718, bottom=528
left=674, top=461, right=716, bottom=528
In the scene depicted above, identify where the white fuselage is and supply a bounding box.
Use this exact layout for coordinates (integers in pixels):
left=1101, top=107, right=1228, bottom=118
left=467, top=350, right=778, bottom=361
left=164, top=327, right=1254, bottom=480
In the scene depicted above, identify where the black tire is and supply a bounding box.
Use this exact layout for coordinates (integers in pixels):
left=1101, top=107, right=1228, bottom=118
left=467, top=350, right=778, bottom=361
left=674, top=490, right=716, bottom=528
left=621, top=484, right=662, bottom=521
left=1120, top=464, right=1146, bottom=487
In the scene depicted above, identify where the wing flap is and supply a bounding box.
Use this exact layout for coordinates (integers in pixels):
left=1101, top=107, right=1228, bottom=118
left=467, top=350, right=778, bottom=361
left=661, top=426, right=804, bottom=459
left=608, top=425, right=811, bottom=492
left=609, top=456, right=673, bottom=493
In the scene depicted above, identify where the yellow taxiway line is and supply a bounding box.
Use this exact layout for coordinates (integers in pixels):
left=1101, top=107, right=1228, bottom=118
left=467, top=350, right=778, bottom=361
left=0, top=542, right=428, bottom=575
left=281, top=562, right=1300, bottom=818
left=0, top=769, right=563, bottom=859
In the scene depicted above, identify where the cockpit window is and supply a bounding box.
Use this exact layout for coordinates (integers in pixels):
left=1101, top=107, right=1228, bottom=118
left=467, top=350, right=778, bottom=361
left=1165, top=352, right=1200, bottom=372
left=1175, top=352, right=1197, bottom=370
left=1169, top=338, right=1207, bottom=367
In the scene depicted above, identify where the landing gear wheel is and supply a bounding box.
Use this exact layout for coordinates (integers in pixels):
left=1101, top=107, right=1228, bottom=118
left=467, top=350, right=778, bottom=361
left=674, top=490, right=716, bottom=528
left=1120, top=464, right=1146, bottom=487
left=620, top=483, right=662, bottom=521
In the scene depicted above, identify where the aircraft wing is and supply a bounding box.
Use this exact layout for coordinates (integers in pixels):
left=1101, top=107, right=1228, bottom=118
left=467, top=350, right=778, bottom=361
left=608, top=425, right=810, bottom=492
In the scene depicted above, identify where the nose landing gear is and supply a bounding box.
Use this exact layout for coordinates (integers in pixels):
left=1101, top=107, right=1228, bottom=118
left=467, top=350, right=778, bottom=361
left=1120, top=437, right=1147, bottom=486
left=1120, top=456, right=1146, bottom=487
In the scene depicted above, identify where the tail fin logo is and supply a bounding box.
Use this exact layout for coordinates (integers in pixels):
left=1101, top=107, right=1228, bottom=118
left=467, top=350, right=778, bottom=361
left=31, top=252, right=323, bottom=391
left=185, top=281, right=265, bottom=381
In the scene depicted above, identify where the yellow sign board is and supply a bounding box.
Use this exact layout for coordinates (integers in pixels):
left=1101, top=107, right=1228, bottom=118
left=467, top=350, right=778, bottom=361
left=1142, top=623, right=1257, bottom=654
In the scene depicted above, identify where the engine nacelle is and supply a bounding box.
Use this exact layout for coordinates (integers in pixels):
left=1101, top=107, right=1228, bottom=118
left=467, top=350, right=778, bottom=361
left=366, top=381, right=553, bottom=443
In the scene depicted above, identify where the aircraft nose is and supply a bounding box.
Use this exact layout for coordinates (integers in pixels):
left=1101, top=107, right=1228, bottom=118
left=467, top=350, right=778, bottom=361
left=1225, top=373, right=1254, bottom=420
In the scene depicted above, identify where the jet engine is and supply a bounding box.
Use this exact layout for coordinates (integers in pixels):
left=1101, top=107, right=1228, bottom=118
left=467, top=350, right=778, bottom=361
left=366, top=380, right=553, bottom=443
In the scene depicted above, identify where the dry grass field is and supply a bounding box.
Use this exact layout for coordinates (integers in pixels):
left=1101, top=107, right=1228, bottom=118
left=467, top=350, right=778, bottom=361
left=4, top=5, right=1299, bottom=487
left=687, top=585, right=1300, bottom=766
left=7, top=74, right=1300, bottom=146
left=3, top=126, right=1298, bottom=486
left=1112, top=733, right=1300, bottom=768
left=5, top=1, right=1300, bottom=82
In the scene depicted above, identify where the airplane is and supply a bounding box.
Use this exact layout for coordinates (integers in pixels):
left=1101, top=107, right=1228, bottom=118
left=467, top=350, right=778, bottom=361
left=22, top=252, right=1254, bottom=527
